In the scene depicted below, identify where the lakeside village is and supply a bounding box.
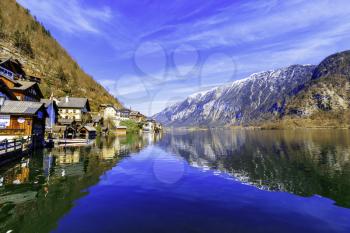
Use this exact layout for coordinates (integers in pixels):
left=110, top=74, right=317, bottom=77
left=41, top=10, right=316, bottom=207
left=0, top=57, right=162, bottom=160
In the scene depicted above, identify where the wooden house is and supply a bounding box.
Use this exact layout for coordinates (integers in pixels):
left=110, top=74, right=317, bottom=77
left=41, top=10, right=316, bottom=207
left=78, top=125, right=97, bottom=139
left=0, top=57, right=26, bottom=80
left=0, top=76, right=43, bottom=102
left=65, top=126, right=77, bottom=139
left=0, top=58, right=43, bottom=102
left=11, top=80, right=43, bottom=101
left=115, top=126, right=127, bottom=136
left=129, top=111, right=146, bottom=122
left=0, top=99, right=47, bottom=141
left=57, top=97, right=90, bottom=124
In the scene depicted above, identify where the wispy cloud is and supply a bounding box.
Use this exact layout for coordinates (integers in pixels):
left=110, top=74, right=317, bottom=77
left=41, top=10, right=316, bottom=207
left=19, top=0, right=350, bottom=115
left=17, top=0, right=113, bottom=34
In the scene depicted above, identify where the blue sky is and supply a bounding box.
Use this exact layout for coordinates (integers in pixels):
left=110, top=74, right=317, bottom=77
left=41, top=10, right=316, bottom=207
left=18, top=0, right=350, bottom=115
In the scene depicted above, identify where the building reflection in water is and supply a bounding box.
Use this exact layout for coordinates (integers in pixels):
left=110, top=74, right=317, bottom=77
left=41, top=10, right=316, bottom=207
left=0, top=133, right=162, bottom=233
left=0, top=158, right=31, bottom=186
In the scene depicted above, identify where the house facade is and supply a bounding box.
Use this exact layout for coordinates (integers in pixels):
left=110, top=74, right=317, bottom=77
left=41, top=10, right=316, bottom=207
left=143, top=119, right=156, bottom=132
left=57, top=97, right=90, bottom=123
left=129, top=111, right=146, bottom=122
left=119, top=108, right=131, bottom=121
left=103, top=105, right=121, bottom=127
left=0, top=99, right=47, bottom=141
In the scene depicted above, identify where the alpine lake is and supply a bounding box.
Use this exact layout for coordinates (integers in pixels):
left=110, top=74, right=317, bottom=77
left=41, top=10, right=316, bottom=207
left=1, top=129, right=350, bottom=233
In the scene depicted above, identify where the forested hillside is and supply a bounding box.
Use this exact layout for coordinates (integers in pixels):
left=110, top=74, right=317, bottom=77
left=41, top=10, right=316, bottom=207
left=0, top=0, right=121, bottom=111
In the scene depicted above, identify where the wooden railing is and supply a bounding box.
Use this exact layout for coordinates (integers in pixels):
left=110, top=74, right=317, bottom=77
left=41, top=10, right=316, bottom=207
left=0, top=66, right=15, bottom=79
left=0, top=137, right=32, bottom=155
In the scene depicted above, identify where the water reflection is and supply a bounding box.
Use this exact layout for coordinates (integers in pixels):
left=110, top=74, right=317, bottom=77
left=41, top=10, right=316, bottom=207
left=158, top=129, right=350, bottom=208
left=0, top=134, right=161, bottom=233
left=1, top=130, right=349, bottom=233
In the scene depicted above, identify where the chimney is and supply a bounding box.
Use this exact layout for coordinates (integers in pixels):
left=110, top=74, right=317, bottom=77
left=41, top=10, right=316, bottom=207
left=65, top=96, right=69, bottom=103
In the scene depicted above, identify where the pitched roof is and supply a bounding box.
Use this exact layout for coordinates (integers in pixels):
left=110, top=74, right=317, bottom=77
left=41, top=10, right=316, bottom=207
left=0, top=57, right=22, bottom=66
left=80, top=125, right=96, bottom=132
left=12, top=80, right=36, bottom=90
left=57, top=97, right=90, bottom=110
left=120, top=108, right=131, bottom=113
left=0, top=100, right=45, bottom=115
left=11, top=80, right=44, bottom=98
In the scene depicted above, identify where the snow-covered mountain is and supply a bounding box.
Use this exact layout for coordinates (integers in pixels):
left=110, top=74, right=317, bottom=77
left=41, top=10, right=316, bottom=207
left=154, top=65, right=316, bottom=126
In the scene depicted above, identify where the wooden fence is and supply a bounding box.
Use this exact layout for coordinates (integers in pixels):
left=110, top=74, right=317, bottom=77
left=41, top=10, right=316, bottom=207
left=0, top=137, right=32, bottom=156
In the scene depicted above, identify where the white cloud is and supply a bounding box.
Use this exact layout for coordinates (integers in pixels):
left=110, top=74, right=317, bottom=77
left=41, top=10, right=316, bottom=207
left=17, top=0, right=113, bottom=34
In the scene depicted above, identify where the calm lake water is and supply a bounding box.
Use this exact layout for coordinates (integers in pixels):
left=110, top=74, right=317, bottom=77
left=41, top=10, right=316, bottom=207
left=1, top=129, right=350, bottom=233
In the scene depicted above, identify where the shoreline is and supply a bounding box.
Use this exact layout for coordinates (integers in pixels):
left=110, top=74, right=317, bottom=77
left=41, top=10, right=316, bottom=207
left=163, top=125, right=350, bottom=131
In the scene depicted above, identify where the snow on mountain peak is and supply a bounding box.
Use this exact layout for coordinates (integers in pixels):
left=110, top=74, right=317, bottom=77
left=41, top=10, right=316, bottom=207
left=154, top=64, right=316, bottom=126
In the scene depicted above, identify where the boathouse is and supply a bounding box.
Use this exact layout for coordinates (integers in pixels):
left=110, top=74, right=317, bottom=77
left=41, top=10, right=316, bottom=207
left=0, top=99, right=47, bottom=141
left=78, top=125, right=97, bottom=139
left=115, top=126, right=127, bottom=135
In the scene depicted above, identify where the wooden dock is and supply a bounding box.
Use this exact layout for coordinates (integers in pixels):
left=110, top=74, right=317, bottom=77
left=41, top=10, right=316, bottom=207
left=54, top=138, right=94, bottom=147
left=0, top=137, right=32, bottom=165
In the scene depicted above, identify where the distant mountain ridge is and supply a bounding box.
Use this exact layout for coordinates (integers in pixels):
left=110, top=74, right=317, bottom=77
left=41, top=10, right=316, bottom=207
left=0, top=0, right=121, bottom=111
left=154, top=50, right=350, bottom=128
left=154, top=64, right=316, bottom=126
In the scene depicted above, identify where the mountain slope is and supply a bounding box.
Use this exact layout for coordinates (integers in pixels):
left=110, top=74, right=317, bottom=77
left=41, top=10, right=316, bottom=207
left=155, top=65, right=315, bottom=126
left=281, top=51, right=350, bottom=128
left=0, top=0, right=121, bottom=111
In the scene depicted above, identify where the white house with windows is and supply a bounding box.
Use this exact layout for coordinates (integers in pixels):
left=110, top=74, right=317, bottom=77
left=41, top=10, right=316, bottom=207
left=103, top=105, right=122, bottom=127
left=56, top=96, right=90, bottom=123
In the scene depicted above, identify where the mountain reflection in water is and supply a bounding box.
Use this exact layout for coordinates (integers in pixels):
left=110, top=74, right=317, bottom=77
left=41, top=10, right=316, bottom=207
left=158, top=129, right=350, bottom=208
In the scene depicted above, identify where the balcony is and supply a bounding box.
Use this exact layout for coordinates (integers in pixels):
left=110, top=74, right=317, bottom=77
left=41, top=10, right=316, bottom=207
left=0, top=66, right=15, bottom=79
